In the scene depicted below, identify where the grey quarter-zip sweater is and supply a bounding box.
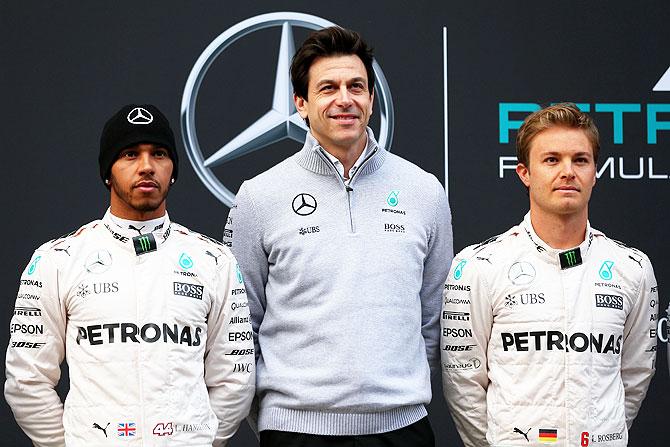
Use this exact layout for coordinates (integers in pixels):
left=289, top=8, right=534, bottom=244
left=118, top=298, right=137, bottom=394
left=223, top=128, right=453, bottom=436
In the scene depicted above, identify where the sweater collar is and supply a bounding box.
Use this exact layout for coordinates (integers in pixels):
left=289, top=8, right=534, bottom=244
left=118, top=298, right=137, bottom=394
left=295, top=127, right=387, bottom=177
left=521, top=212, right=594, bottom=269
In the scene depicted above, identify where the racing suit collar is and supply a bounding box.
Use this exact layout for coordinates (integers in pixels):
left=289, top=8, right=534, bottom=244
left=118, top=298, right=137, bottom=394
left=521, top=212, right=594, bottom=268
left=296, top=127, right=387, bottom=177
left=101, top=208, right=172, bottom=254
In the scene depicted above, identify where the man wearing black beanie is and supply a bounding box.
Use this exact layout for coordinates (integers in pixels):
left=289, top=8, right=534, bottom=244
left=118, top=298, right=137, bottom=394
left=5, top=104, right=255, bottom=446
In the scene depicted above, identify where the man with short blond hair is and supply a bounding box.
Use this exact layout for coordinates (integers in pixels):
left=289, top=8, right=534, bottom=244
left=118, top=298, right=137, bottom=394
left=442, top=103, right=657, bottom=447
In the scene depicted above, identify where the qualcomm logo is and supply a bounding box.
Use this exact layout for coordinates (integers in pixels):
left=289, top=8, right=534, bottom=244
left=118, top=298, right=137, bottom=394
left=181, top=12, right=395, bottom=207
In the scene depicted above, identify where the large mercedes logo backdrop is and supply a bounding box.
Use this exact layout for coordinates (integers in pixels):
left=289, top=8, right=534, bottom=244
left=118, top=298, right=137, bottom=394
left=181, top=12, right=395, bottom=207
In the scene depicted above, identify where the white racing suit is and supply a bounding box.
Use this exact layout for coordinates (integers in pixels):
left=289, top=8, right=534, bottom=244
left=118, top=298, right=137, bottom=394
left=5, top=210, right=255, bottom=446
left=441, top=214, right=657, bottom=447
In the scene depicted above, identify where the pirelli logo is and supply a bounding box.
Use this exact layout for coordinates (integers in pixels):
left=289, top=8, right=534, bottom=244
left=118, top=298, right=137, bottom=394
left=595, top=294, right=623, bottom=310
left=442, top=311, right=470, bottom=321
left=14, top=306, right=41, bottom=316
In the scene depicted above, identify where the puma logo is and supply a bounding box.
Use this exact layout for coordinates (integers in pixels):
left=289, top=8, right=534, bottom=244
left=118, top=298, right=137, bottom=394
left=93, top=422, right=110, bottom=438
left=513, top=427, right=531, bottom=442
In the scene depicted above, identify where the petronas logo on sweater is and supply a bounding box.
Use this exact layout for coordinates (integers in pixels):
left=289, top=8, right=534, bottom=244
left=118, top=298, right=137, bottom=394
left=382, top=190, right=406, bottom=215
left=386, top=190, right=399, bottom=207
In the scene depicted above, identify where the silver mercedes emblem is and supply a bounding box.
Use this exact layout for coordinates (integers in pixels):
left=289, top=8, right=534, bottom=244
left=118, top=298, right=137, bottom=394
left=127, top=107, right=154, bottom=125
left=508, top=261, right=536, bottom=285
left=292, top=193, right=317, bottom=216
left=181, top=12, right=395, bottom=207
left=85, top=250, right=113, bottom=274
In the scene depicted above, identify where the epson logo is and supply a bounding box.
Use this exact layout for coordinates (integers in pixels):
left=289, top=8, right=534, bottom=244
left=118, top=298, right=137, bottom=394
left=595, top=294, right=623, bottom=310
left=443, top=311, right=470, bottom=321
left=173, top=282, right=204, bottom=300
left=443, top=328, right=473, bottom=338
left=384, top=223, right=406, bottom=233
left=10, top=323, right=44, bottom=335
left=228, top=331, right=253, bottom=342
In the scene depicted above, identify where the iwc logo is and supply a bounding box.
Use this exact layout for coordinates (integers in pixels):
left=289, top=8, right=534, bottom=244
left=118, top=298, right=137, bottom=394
left=181, top=12, right=395, bottom=207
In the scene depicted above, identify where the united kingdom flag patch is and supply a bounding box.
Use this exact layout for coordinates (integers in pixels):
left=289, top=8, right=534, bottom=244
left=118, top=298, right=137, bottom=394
left=117, top=422, right=136, bottom=437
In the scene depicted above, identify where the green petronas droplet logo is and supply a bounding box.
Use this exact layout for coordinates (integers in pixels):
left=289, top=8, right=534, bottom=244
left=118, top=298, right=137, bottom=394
left=179, top=253, right=194, bottom=269
left=27, top=256, right=41, bottom=275
left=387, top=190, right=399, bottom=207
left=454, top=260, right=467, bottom=280
left=599, top=260, right=614, bottom=280
left=236, top=264, right=243, bottom=283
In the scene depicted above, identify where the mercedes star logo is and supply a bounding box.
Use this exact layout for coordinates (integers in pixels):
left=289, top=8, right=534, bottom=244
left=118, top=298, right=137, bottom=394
left=127, top=107, right=154, bottom=125
left=507, top=261, right=536, bottom=285
left=181, top=12, right=395, bottom=207
left=292, top=193, right=317, bottom=216
left=85, top=250, right=113, bottom=274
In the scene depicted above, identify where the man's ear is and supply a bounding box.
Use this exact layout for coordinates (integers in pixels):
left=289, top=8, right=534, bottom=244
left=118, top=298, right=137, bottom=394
left=516, top=163, right=531, bottom=188
left=294, top=94, right=308, bottom=119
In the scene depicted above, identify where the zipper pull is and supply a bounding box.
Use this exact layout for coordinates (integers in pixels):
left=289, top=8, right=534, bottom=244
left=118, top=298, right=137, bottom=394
left=346, top=186, right=353, bottom=192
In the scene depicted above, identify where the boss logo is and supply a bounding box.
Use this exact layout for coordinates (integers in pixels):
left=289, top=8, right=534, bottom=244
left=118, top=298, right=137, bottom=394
left=173, top=282, right=204, bottom=300
left=384, top=223, right=406, bottom=233
left=595, top=294, right=623, bottom=310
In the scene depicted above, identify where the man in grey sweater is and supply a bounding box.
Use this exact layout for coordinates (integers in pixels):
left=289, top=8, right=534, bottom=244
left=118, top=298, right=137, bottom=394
left=224, top=26, right=453, bottom=447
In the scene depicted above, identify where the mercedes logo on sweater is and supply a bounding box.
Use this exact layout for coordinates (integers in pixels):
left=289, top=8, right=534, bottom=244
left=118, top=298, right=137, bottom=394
left=292, top=193, right=317, bottom=216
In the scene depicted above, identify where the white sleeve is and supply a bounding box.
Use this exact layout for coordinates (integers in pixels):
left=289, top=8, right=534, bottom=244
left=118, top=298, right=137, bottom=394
left=441, top=254, right=491, bottom=447
left=5, top=248, right=67, bottom=447
left=621, top=255, right=657, bottom=429
left=223, top=182, right=268, bottom=361
left=206, top=251, right=255, bottom=447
